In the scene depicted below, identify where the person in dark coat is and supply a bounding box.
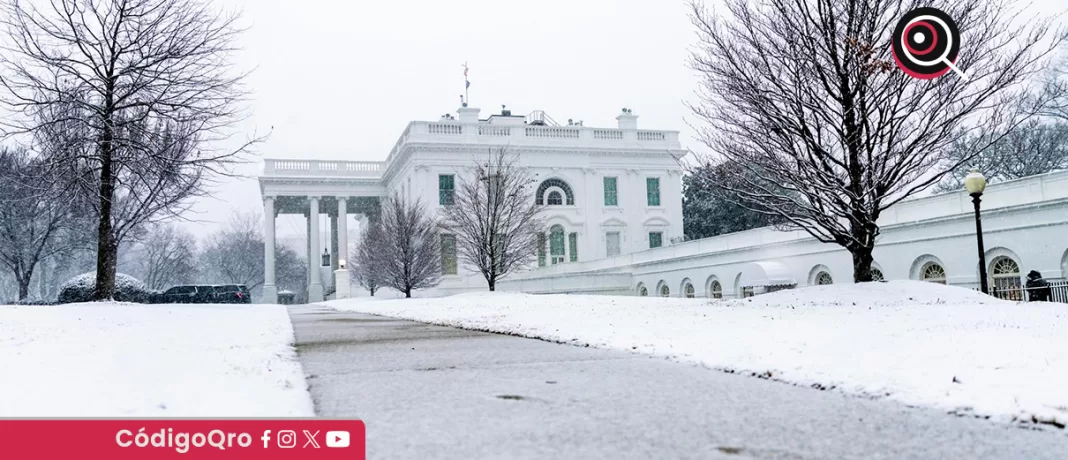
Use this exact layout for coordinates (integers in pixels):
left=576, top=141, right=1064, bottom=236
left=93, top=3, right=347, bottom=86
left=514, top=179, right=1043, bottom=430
left=1025, top=270, right=1051, bottom=302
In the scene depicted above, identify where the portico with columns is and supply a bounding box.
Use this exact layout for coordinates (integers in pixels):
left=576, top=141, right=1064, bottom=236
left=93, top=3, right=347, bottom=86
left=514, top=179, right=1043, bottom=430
left=258, top=105, right=687, bottom=302
left=259, top=163, right=384, bottom=303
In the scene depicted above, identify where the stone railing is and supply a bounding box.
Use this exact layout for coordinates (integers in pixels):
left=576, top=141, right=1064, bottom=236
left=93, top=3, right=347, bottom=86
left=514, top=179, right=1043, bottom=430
left=384, top=121, right=682, bottom=167
left=263, top=159, right=385, bottom=178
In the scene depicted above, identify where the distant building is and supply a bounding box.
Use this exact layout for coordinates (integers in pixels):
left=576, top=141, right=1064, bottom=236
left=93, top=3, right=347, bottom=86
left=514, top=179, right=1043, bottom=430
left=258, top=106, right=686, bottom=302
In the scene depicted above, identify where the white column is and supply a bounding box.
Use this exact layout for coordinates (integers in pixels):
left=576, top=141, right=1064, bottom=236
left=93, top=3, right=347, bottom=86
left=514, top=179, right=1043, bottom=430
left=306, top=212, right=312, bottom=289
left=330, top=215, right=339, bottom=272
left=337, top=197, right=349, bottom=264
left=308, top=196, right=324, bottom=302
left=335, top=196, right=351, bottom=299
left=263, top=196, right=277, bottom=303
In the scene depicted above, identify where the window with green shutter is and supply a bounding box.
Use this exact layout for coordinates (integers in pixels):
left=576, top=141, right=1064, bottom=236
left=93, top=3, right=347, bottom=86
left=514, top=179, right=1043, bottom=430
left=568, top=232, right=578, bottom=262
left=646, top=177, right=660, bottom=206
left=649, top=232, right=663, bottom=249
left=440, top=234, right=457, bottom=275
left=439, top=174, right=455, bottom=205
left=537, top=233, right=546, bottom=267
left=603, top=177, right=618, bottom=206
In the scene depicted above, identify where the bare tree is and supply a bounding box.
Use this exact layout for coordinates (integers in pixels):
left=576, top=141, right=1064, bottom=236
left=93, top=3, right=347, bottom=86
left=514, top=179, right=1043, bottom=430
left=0, top=0, right=264, bottom=301
left=440, top=148, right=544, bottom=291
left=275, top=246, right=307, bottom=304
left=688, top=0, right=1066, bottom=282
left=936, top=119, right=1068, bottom=192
left=0, top=147, right=85, bottom=300
left=125, top=223, right=198, bottom=290
left=199, top=211, right=264, bottom=292
left=351, top=221, right=384, bottom=296
left=378, top=194, right=441, bottom=298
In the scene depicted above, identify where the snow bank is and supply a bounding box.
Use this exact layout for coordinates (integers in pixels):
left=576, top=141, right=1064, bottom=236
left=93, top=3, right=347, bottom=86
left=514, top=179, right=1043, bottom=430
left=326, top=281, right=1068, bottom=428
left=0, top=303, right=314, bottom=417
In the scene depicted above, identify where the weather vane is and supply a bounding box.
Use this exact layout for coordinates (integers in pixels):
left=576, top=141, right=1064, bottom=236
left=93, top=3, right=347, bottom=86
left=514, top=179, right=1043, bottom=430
left=461, top=62, right=470, bottom=107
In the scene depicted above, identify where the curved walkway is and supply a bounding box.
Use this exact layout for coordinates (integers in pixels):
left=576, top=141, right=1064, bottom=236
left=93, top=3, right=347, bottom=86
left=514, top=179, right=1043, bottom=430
left=289, top=304, right=1068, bottom=460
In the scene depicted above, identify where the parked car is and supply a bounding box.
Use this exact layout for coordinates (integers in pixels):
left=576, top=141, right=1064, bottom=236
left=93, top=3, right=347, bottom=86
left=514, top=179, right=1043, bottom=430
left=212, top=284, right=251, bottom=304
left=160, top=285, right=214, bottom=304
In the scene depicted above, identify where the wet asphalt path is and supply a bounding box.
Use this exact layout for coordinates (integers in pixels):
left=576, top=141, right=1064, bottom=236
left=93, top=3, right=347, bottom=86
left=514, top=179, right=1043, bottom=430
left=289, top=304, right=1068, bottom=460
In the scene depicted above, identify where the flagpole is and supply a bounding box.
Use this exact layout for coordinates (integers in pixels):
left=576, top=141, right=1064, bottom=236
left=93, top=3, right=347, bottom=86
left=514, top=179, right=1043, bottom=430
left=463, top=62, right=470, bottom=107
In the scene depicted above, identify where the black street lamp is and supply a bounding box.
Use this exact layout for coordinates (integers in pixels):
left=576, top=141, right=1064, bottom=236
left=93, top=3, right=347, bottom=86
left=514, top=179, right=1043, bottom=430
left=964, top=168, right=989, bottom=294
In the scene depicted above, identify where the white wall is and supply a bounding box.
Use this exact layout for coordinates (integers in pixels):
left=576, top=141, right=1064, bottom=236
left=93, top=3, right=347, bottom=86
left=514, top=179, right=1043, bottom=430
left=497, top=170, right=1068, bottom=298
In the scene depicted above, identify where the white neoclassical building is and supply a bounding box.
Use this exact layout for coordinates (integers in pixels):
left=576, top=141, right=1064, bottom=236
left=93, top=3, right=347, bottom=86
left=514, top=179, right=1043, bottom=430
left=258, top=105, right=687, bottom=302
left=498, top=170, right=1068, bottom=300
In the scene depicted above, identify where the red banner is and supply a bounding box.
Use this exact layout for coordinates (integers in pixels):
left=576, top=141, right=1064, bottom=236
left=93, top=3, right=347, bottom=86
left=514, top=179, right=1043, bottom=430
left=0, top=419, right=365, bottom=459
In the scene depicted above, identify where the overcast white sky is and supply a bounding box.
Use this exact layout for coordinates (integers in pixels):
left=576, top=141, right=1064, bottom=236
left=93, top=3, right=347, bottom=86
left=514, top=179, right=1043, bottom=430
left=194, top=0, right=700, bottom=239
left=4, top=0, right=1062, bottom=240
left=192, top=0, right=1066, bottom=240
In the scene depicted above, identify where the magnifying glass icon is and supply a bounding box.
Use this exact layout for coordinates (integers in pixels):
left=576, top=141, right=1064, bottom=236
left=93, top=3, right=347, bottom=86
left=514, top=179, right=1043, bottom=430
left=892, top=8, right=969, bottom=81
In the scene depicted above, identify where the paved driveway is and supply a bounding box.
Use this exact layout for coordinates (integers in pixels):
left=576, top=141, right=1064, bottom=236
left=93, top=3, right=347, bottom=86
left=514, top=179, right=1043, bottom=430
left=290, top=304, right=1068, bottom=459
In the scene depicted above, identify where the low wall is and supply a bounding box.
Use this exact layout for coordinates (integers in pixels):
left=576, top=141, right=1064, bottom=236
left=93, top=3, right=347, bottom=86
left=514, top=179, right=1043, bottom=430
left=503, top=171, right=1068, bottom=298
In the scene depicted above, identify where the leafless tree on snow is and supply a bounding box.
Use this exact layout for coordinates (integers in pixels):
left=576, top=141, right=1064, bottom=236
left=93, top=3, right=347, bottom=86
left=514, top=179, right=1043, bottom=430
left=0, top=0, right=265, bottom=300
left=688, top=0, right=1067, bottom=282
left=378, top=194, right=441, bottom=298
left=439, top=148, right=545, bottom=291
left=0, top=147, right=86, bottom=300
left=351, top=221, right=385, bottom=296
left=127, top=222, right=198, bottom=290
left=199, top=211, right=264, bottom=292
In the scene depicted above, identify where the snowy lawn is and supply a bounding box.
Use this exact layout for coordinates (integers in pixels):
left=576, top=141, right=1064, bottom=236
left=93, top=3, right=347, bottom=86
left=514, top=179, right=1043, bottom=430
left=0, top=302, right=314, bottom=417
left=326, top=281, right=1068, bottom=428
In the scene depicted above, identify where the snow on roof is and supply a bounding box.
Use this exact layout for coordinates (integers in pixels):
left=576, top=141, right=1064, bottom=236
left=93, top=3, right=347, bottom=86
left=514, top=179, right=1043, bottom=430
left=728, top=280, right=1006, bottom=308
left=738, top=261, right=795, bottom=287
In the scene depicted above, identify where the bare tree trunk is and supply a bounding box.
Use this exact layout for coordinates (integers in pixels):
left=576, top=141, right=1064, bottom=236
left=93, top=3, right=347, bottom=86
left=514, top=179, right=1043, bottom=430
left=93, top=137, right=116, bottom=300
left=17, top=273, right=30, bottom=301
left=851, top=244, right=876, bottom=284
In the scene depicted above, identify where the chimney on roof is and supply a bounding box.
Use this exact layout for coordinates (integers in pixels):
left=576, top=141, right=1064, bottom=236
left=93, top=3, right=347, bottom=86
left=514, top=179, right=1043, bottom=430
left=457, top=105, right=480, bottom=124
left=616, top=108, right=637, bottom=130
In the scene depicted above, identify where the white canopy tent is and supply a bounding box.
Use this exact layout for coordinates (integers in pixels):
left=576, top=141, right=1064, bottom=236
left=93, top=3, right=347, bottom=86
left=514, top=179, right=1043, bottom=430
left=738, top=261, right=797, bottom=290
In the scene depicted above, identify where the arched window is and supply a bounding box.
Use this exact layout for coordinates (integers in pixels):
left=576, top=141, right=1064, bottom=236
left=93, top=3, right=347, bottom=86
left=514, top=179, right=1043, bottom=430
left=684, top=282, right=695, bottom=298
left=660, top=284, right=670, bottom=297
left=816, top=272, right=833, bottom=285
left=871, top=268, right=884, bottom=282
left=637, top=283, right=648, bottom=296
left=921, top=263, right=946, bottom=284
left=991, top=257, right=1022, bottom=300
left=535, top=179, right=575, bottom=205
left=709, top=280, right=723, bottom=299
left=549, top=225, right=566, bottom=265
left=547, top=191, right=563, bottom=206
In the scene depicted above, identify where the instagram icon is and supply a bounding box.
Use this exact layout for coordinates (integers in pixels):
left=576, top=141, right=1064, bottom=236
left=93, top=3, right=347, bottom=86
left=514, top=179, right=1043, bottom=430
left=277, top=430, right=297, bottom=449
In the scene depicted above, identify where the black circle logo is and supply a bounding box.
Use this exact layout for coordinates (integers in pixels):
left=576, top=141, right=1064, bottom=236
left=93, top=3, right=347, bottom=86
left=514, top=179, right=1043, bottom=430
left=891, top=7, right=961, bottom=80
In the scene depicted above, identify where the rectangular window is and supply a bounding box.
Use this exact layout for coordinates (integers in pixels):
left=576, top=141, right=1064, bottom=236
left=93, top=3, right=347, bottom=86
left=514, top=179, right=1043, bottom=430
left=649, top=232, right=663, bottom=249
left=439, top=174, right=455, bottom=206
left=440, top=234, right=457, bottom=275
left=606, top=232, right=621, bottom=257
left=568, top=232, right=578, bottom=262
left=603, top=177, right=618, bottom=206
left=646, top=177, right=660, bottom=206
left=537, top=233, right=546, bottom=267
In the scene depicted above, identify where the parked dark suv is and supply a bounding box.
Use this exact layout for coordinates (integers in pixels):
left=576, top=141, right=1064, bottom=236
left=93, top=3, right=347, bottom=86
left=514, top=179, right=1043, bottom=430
left=161, top=285, right=214, bottom=303
left=212, top=284, right=251, bottom=304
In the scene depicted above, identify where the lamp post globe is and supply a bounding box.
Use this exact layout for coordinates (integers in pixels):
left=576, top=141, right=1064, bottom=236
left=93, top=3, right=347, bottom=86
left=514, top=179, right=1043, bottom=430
left=965, top=168, right=989, bottom=295
left=965, top=168, right=987, bottom=195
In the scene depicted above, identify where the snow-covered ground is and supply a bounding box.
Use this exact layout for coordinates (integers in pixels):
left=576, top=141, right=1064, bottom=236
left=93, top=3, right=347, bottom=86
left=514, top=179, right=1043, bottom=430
left=325, top=281, right=1068, bottom=428
left=0, top=302, right=314, bottom=417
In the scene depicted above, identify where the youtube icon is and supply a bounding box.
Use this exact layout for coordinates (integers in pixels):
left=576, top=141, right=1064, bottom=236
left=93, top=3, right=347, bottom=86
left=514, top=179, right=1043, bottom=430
left=326, top=431, right=350, bottom=448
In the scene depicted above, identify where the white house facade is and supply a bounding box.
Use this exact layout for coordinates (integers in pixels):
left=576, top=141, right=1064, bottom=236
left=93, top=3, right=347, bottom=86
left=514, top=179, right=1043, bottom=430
left=497, top=170, right=1068, bottom=301
left=258, top=105, right=687, bottom=302
left=260, top=104, right=1068, bottom=304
